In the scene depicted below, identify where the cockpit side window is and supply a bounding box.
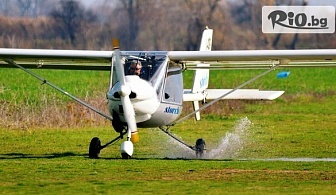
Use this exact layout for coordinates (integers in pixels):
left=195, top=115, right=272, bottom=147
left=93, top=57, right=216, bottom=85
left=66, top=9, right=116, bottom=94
left=162, top=62, right=183, bottom=105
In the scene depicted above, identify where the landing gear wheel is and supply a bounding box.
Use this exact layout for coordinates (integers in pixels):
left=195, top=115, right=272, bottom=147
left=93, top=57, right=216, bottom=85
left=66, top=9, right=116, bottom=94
left=120, top=140, right=133, bottom=159
left=121, top=153, right=131, bottom=159
left=89, top=137, right=101, bottom=159
left=195, top=138, right=206, bottom=158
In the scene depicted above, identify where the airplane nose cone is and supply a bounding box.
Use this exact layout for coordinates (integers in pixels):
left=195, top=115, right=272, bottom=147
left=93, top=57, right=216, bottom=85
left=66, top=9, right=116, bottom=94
left=107, top=76, right=159, bottom=118
left=120, top=85, right=131, bottom=97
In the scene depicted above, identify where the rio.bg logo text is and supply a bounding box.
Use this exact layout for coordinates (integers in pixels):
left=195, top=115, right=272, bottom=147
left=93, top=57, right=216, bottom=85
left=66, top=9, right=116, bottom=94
left=262, top=6, right=335, bottom=33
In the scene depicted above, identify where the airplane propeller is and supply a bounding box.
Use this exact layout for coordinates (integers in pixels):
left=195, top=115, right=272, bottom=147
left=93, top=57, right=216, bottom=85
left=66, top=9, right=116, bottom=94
left=112, top=39, right=139, bottom=158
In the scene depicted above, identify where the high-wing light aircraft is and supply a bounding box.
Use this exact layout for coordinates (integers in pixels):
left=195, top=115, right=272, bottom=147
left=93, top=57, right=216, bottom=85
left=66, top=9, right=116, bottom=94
left=1, top=28, right=336, bottom=158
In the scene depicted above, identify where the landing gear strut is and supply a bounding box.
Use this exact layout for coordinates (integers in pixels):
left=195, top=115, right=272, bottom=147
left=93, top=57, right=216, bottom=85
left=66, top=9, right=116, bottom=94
left=159, top=126, right=206, bottom=158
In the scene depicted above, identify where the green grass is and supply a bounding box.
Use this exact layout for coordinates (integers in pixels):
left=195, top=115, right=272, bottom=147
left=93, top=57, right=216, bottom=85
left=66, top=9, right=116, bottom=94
left=0, top=69, right=110, bottom=104
left=0, top=127, right=335, bottom=194
left=1, top=67, right=336, bottom=193
left=1, top=159, right=335, bottom=194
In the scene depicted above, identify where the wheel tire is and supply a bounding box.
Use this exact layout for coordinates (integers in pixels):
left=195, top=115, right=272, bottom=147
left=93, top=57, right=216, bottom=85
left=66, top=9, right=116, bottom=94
left=195, top=138, right=206, bottom=158
left=89, top=137, right=101, bottom=159
left=121, top=153, right=131, bottom=159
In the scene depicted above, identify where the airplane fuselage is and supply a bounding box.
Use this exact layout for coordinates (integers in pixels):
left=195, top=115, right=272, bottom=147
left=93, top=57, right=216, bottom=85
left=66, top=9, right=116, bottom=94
left=106, top=52, right=184, bottom=129
left=107, top=95, right=182, bottom=128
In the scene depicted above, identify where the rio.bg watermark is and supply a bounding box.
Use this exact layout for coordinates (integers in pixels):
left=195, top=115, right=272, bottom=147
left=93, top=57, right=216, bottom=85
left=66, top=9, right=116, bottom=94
left=262, top=6, right=335, bottom=33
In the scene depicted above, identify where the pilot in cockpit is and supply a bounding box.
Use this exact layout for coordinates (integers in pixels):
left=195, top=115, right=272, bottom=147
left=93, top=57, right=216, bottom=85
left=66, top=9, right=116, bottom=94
left=128, top=60, right=142, bottom=76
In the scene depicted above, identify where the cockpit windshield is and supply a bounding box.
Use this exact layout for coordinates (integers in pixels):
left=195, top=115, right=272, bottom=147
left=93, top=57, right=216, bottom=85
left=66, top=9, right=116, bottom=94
left=120, top=52, right=169, bottom=98
left=121, top=51, right=169, bottom=85
left=117, top=51, right=183, bottom=103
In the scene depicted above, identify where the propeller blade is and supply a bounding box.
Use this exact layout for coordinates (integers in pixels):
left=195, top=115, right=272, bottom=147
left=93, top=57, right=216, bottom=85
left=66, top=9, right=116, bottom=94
left=112, top=39, right=126, bottom=86
left=120, top=92, right=138, bottom=142
left=112, top=39, right=139, bottom=144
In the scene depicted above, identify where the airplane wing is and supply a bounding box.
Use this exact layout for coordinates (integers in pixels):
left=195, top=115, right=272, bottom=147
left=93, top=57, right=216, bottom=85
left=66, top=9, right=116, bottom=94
left=2, top=48, right=336, bottom=69
left=168, top=49, right=336, bottom=64
left=169, top=49, right=336, bottom=70
left=0, top=48, right=113, bottom=70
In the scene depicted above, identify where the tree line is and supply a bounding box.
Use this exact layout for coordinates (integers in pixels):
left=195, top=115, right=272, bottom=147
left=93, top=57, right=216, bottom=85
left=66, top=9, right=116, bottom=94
left=0, top=0, right=335, bottom=50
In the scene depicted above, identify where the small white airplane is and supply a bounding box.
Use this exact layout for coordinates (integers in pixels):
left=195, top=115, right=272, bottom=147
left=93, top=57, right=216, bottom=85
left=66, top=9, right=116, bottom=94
left=1, top=28, right=336, bottom=158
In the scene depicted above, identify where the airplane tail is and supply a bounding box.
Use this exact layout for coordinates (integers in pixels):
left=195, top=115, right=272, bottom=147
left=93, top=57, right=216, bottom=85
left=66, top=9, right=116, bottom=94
left=191, top=27, right=213, bottom=120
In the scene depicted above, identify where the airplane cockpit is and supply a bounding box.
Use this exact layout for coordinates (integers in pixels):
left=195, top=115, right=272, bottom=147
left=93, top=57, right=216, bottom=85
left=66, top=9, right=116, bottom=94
left=122, top=52, right=168, bottom=81
left=118, top=51, right=183, bottom=105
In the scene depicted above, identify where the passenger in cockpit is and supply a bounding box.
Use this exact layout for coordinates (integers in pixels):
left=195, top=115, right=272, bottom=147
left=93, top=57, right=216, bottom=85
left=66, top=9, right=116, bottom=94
left=128, top=61, right=142, bottom=76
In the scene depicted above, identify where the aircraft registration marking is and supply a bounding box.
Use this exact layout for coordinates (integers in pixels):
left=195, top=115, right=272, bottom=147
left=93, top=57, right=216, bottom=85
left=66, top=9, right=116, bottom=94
left=164, top=106, right=180, bottom=115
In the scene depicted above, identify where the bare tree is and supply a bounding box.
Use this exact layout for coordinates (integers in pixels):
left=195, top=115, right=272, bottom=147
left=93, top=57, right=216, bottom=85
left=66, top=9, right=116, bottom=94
left=1, top=0, right=333, bottom=51
left=272, top=0, right=307, bottom=49
left=29, top=0, right=45, bottom=17
left=183, top=0, right=222, bottom=50
left=0, top=0, right=12, bottom=16
left=0, top=0, right=59, bottom=17
left=16, top=0, right=31, bottom=16
left=50, top=0, right=97, bottom=47
left=117, top=0, right=140, bottom=49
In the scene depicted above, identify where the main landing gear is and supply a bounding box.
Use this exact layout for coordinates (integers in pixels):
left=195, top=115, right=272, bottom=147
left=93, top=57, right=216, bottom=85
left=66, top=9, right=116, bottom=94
left=195, top=138, right=206, bottom=158
left=89, top=127, right=206, bottom=159
left=89, top=137, right=101, bottom=158
left=159, top=127, right=206, bottom=158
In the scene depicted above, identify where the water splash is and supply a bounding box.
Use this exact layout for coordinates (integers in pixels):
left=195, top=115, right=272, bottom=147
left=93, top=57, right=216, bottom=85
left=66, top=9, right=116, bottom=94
left=144, top=128, right=195, bottom=159
left=158, top=117, right=252, bottom=159
left=205, top=117, right=252, bottom=159
left=155, top=131, right=196, bottom=159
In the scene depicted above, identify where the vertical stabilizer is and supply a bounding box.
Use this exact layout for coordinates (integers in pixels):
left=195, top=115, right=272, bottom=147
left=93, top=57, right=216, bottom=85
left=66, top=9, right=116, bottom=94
left=191, top=27, right=212, bottom=120
left=199, top=27, right=213, bottom=52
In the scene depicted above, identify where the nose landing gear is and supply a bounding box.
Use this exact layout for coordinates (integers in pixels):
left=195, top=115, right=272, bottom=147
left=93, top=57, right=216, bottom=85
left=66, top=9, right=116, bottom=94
left=88, top=130, right=127, bottom=159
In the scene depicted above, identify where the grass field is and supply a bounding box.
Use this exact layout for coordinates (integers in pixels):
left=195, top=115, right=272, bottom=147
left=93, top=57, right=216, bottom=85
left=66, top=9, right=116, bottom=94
left=1, top=67, right=336, bottom=194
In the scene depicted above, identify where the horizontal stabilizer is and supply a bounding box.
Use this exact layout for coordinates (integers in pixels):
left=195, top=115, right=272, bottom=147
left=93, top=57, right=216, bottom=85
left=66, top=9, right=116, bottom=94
left=183, top=89, right=284, bottom=101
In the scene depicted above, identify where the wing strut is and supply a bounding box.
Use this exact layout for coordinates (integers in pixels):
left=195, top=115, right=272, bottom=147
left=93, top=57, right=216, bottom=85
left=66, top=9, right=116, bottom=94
left=171, top=63, right=280, bottom=126
left=4, top=59, right=113, bottom=121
